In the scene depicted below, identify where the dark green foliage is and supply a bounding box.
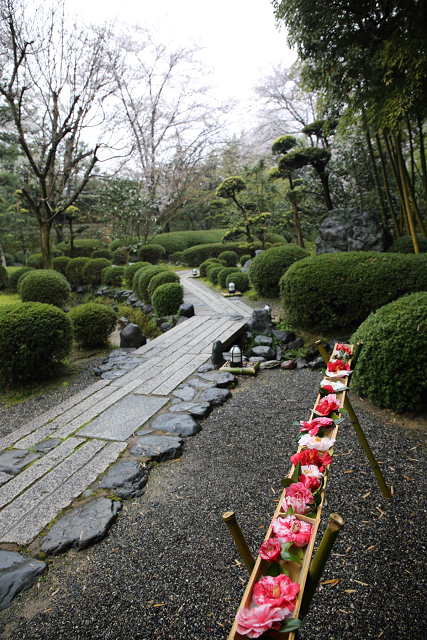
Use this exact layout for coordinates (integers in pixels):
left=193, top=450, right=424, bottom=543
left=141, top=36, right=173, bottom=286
left=28, top=248, right=63, bottom=269
left=65, top=257, right=91, bottom=284
left=217, top=267, right=241, bottom=289
left=152, top=229, right=226, bottom=254
left=216, top=176, right=246, bottom=199
left=138, top=244, right=166, bottom=264
left=13, top=251, right=25, bottom=264
left=271, top=135, right=297, bottom=155
left=183, top=241, right=265, bottom=267
left=138, top=266, right=167, bottom=303
left=0, top=302, right=73, bottom=384
left=249, top=245, right=309, bottom=298
left=19, top=270, right=71, bottom=307
left=240, top=254, right=251, bottom=266
left=110, top=238, right=137, bottom=251
left=101, top=266, right=125, bottom=287
left=172, top=251, right=185, bottom=263
left=280, top=252, right=427, bottom=331
left=69, top=303, right=117, bottom=348
left=351, top=292, right=427, bottom=412
left=132, top=267, right=152, bottom=299
left=226, top=271, right=250, bottom=293
left=56, top=239, right=102, bottom=257
left=387, top=236, right=427, bottom=254
left=199, top=259, right=221, bottom=277
left=147, top=271, right=180, bottom=299
left=7, top=267, right=34, bottom=291
left=0, top=265, right=8, bottom=289
left=206, top=265, right=223, bottom=284
left=91, top=248, right=114, bottom=260
left=113, top=249, right=127, bottom=264
left=52, top=256, right=71, bottom=276
left=151, top=282, right=184, bottom=316
left=124, top=262, right=151, bottom=289
left=4, top=253, right=13, bottom=266
left=218, top=251, right=238, bottom=267
left=82, top=258, right=112, bottom=286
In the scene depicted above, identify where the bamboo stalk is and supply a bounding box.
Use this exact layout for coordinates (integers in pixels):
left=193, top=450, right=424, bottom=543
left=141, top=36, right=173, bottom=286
left=384, top=134, right=409, bottom=235
left=375, top=134, right=400, bottom=236
left=223, top=511, right=255, bottom=576
left=365, top=126, right=388, bottom=227
left=396, top=136, right=420, bottom=253
left=416, top=112, right=427, bottom=227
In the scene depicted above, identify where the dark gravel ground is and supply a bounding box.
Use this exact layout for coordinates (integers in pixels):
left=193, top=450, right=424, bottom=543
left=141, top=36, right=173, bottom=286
left=1, top=368, right=426, bottom=640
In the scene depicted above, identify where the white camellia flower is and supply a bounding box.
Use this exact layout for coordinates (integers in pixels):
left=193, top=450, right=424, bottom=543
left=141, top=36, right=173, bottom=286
left=299, top=434, right=336, bottom=452
left=320, top=379, right=346, bottom=392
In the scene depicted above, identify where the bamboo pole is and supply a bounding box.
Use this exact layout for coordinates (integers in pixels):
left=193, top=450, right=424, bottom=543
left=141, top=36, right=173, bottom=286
left=299, top=513, right=345, bottom=619
left=365, top=127, right=388, bottom=227
left=375, top=134, right=400, bottom=236
left=416, top=112, right=427, bottom=227
left=384, top=134, right=409, bottom=235
left=396, top=136, right=420, bottom=253
left=223, top=511, right=255, bottom=576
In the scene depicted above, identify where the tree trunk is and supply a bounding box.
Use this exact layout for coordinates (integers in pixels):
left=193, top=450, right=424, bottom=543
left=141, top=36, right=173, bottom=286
left=292, top=202, right=305, bottom=248
left=0, top=242, right=6, bottom=268
left=39, top=219, right=53, bottom=268
left=20, top=221, right=28, bottom=264
left=396, top=137, right=419, bottom=253
left=319, top=172, right=333, bottom=211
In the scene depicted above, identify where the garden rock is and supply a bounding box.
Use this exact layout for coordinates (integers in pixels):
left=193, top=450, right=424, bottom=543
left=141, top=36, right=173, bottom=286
left=176, top=316, right=187, bottom=325
left=40, top=498, right=121, bottom=556
left=130, top=435, right=183, bottom=461
left=172, top=386, right=197, bottom=401
left=186, top=377, right=216, bottom=390
left=287, top=337, right=303, bottom=351
left=198, top=363, right=215, bottom=374
left=196, top=387, right=232, bottom=406
left=249, top=356, right=265, bottom=362
left=150, top=413, right=201, bottom=438
left=120, top=323, right=147, bottom=349
left=34, top=439, right=62, bottom=454
left=135, top=429, right=153, bottom=436
left=260, top=360, right=280, bottom=369
left=316, top=208, right=388, bottom=254
left=241, top=259, right=252, bottom=272
left=198, top=371, right=236, bottom=388
left=272, top=330, right=295, bottom=344
left=179, top=303, right=194, bottom=318
left=160, top=322, right=172, bottom=333
left=246, top=309, right=274, bottom=335
left=252, top=346, right=275, bottom=360
left=281, top=360, right=297, bottom=370
left=170, top=402, right=212, bottom=418
left=118, top=316, right=129, bottom=327
left=142, top=303, right=153, bottom=314
left=211, top=340, right=224, bottom=368
left=309, top=357, right=325, bottom=370
left=296, top=357, right=309, bottom=369
left=254, top=335, right=273, bottom=346
left=0, top=550, right=46, bottom=612
left=101, top=369, right=127, bottom=380
left=0, top=449, right=42, bottom=476
left=99, top=460, right=149, bottom=499
left=275, top=346, right=283, bottom=361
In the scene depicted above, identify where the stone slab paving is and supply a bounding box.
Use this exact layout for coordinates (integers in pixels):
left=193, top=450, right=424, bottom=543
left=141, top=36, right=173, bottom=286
left=0, top=273, right=253, bottom=549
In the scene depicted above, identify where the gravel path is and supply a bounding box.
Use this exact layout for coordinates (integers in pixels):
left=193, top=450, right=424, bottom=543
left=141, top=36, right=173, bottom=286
left=1, top=368, right=426, bottom=640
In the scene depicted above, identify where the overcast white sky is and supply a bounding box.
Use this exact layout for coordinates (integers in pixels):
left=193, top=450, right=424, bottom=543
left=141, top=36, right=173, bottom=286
left=69, top=0, right=297, bottom=131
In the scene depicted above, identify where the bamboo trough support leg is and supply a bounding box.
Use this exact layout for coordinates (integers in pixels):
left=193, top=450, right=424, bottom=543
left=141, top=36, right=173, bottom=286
left=223, top=511, right=255, bottom=576
left=299, top=513, right=344, bottom=619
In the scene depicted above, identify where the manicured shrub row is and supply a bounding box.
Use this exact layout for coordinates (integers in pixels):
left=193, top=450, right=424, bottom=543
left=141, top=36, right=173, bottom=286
left=280, top=251, right=427, bottom=331
left=240, top=254, right=251, bottom=266
left=199, top=258, right=223, bottom=277
left=351, top=292, right=427, bottom=413
left=183, top=242, right=267, bottom=267
left=101, top=266, right=125, bottom=287
left=69, top=303, right=117, bottom=348
left=152, top=282, right=184, bottom=317
left=52, top=256, right=71, bottom=275
left=207, top=265, right=224, bottom=284
left=19, top=270, right=71, bottom=307
left=138, top=244, right=166, bottom=264
left=218, top=250, right=238, bottom=267
left=82, top=258, right=111, bottom=286
left=147, top=229, right=227, bottom=254
left=249, top=244, right=309, bottom=298
left=56, top=239, right=103, bottom=257
left=387, top=235, right=427, bottom=254
left=0, top=302, right=73, bottom=384
left=138, top=266, right=167, bottom=303
left=66, top=257, right=91, bottom=284
left=27, top=248, right=64, bottom=269
left=147, top=270, right=180, bottom=298
left=226, top=271, right=250, bottom=293
left=7, top=267, right=34, bottom=291
left=113, top=249, right=127, bottom=264
left=218, top=267, right=241, bottom=289
left=172, top=251, right=185, bottom=263
left=124, top=262, right=151, bottom=289
left=91, top=248, right=114, bottom=260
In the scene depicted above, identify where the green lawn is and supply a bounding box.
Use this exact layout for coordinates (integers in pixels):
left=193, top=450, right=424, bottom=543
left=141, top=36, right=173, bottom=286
left=0, top=291, right=20, bottom=305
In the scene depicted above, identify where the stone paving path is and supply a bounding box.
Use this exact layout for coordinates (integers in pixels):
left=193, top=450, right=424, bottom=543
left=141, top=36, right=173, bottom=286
left=0, top=271, right=253, bottom=547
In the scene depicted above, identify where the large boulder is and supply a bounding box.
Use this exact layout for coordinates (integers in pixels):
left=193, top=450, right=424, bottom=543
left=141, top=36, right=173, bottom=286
left=316, top=208, right=389, bottom=254
left=246, top=309, right=274, bottom=335
left=120, top=323, right=147, bottom=348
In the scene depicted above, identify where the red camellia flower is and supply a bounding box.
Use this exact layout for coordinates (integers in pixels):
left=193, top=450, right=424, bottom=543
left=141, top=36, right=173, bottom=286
left=299, top=474, right=321, bottom=491
left=321, top=384, right=335, bottom=395
left=327, top=360, right=351, bottom=373
left=253, top=574, right=300, bottom=613
left=271, top=515, right=313, bottom=548
left=291, top=449, right=333, bottom=472
left=259, top=538, right=282, bottom=563
left=315, top=394, right=340, bottom=416
left=336, top=343, right=352, bottom=356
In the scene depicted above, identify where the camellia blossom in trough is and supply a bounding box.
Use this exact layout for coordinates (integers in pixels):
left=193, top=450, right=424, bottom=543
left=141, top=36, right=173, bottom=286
left=253, top=574, right=300, bottom=613
left=334, top=343, right=352, bottom=356
left=271, top=515, right=313, bottom=547
left=299, top=434, right=336, bottom=452
left=291, top=449, right=333, bottom=472
left=299, top=417, right=333, bottom=435
left=327, top=359, right=351, bottom=373
left=258, top=538, right=282, bottom=563
left=320, top=379, right=346, bottom=392
left=281, top=482, right=314, bottom=514
left=299, top=464, right=323, bottom=491
left=236, top=604, right=288, bottom=638
left=315, top=394, right=340, bottom=416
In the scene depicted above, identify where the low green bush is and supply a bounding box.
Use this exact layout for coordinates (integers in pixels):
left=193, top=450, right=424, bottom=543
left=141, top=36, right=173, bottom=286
left=138, top=244, right=167, bottom=264
left=65, top=257, right=91, bottom=284
left=240, top=254, right=251, bottom=266
left=0, top=265, right=8, bottom=289
left=124, top=262, right=151, bottom=289
left=147, top=270, right=180, bottom=299
left=0, top=302, right=73, bottom=384
left=56, top=239, right=103, bottom=257
left=27, top=248, right=64, bottom=269
left=7, top=267, right=34, bottom=291
left=386, top=235, right=427, bottom=254
left=132, top=266, right=151, bottom=299
left=199, top=259, right=220, bottom=277
left=101, top=266, right=125, bottom=287
left=138, top=265, right=167, bottom=303
left=113, top=249, right=127, bottom=265
left=217, top=267, right=241, bottom=289
left=91, top=248, right=114, bottom=260
left=226, top=271, right=250, bottom=293
left=280, top=251, right=427, bottom=331
left=19, top=269, right=71, bottom=307
left=249, top=244, right=309, bottom=298
left=265, top=233, right=287, bottom=244
left=218, top=250, right=238, bottom=267
left=52, top=256, right=71, bottom=276
left=183, top=241, right=265, bottom=267
left=150, top=229, right=226, bottom=254
left=13, top=251, right=26, bottom=264
left=151, top=282, right=184, bottom=316
left=82, top=258, right=112, bottom=286
left=351, top=292, right=427, bottom=412
left=206, top=265, right=223, bottom=284
left=4, top=253, right=13, bottom=266
left=172, top=251, right=185, bottom=263
left=69, top=302, right=117, bottom=348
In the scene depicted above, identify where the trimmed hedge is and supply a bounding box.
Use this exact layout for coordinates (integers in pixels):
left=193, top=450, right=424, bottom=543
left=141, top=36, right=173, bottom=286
left=101, top=266, right=125, bottom=287
left=66, top=257, right=91, bottom=284
left=249, top=244, right=309, bottom=298
left=149, top=229, right=226, bottom=254
left=0, top=302, right=73, bottom=384
left=217, top=267, right=241, bottom=289
left=199, top=258, right=221, bottom=277
left=138, top=244, right=167, bottom=264
left=280, top=251, right=427, bottom=331
left=351, top=292, right=427, bottom=412
left=91, top=248, right=114, bottom=260
left=386, top=235, right=427, bottom=254
left=172, top=251, right=185, bottom=263
left=147, top=270, right=180, bottom=299
left=19, top=269, right=71, bottom=307
left=56, top=239, right=103, bottom=257
left=82, top=258, right=112, bottom=286
left=52, top=256, right=71, bottom=276
left=7, top=267, right=34, bottom=291
left=152, top=282, right=184, bottom=316
left=218, top=250, right=238, bottom=267
left=138, top=266, right=167, bottom=303
left=207, top=265, right=223, bottom=284
left=226, top=271, right=250, bottom=293
left=183, top=241, right=266, bottom=267
left=113, top=249, right=127, bottom=265
left=124, top=262, right=151, bottom=289
left=240, top=254, right=251, bottom=266
left=69, top=302, right=117, bottom=348
left=27, top=248, right=64, bottom=269
left=0, top=265, right=8, bottom=289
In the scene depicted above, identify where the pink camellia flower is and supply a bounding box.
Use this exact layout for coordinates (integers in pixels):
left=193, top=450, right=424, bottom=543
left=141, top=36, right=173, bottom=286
left=299, top=434, right=336, bottom=452
left=327, top=359, right=351, bottom=373
left=236, top=604, right=288, bottom=638
left=253, top=574, right=300, bottom=614
left=271, top=515, right=313, bottom=547
left=259, top=538, right=282, bottom=563
left=281, top=482, right=314, bottom=514
left=299, top=417, right=333, bottom=435
left=299, top=473, right=321, bottom=491
left=315, top=394, right=340, bottom=416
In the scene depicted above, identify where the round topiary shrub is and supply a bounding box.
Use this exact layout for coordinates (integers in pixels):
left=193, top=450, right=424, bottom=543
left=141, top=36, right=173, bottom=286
left=101, top=266, right=125, bottom=287
left=172, top=251, right=185, bottom=263
left=19, top=269, right=71, bottom=307
left=138, top=266, right=167, bottom=303
left=138, top=244, right=167, bottom=264
left=240, top=254, right=251, bottom=266
left=7, top=267, right=34, bottom=291
left=152, top=282, right=184, bottom=316
left=124, top=262, right=151, bottom=289
left=0, top=265, right=8, bottom=290
left=351, top=292, right=427, bottom=412
left=52, top=256, right=71, bottom=276
left=56, top=239, right=102, bottom=258
left=280, top=251, right=427, bottom=331
left=207, top=265, right=223, bottom=284
left=218, top=250, right=238, bottom=267
left=147, top=270, right=180, bottom=299
left=0, top=302, right=73, bottom=384
left=65, top=257, right=91, bottom=284
left=113, top=249, right=127, bottom=265
left=249, top=244, right=309, bottom=298
left=226, top=271, right=250, bottom=293
left=386, top=235, right=427, bottom=254
left=69, top=302, right=117, bottom=348
left=27, top=253, right=44, bottom=269
left=199, top=259, right=220, bottom=277
left=82, top=258, right=112, bottom=286
left=217, top=267, right=241, bottom=289
left=91, top=248, right=114, bottom=260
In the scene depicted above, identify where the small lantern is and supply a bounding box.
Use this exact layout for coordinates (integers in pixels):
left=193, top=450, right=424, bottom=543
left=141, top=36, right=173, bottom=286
left=264, top=304, right=271, bottom=315
left=228, top=281, right=236, bottom=294
left=192, top=268, right=198, bottom=277
left=230, top=345, right=242, bottom=367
